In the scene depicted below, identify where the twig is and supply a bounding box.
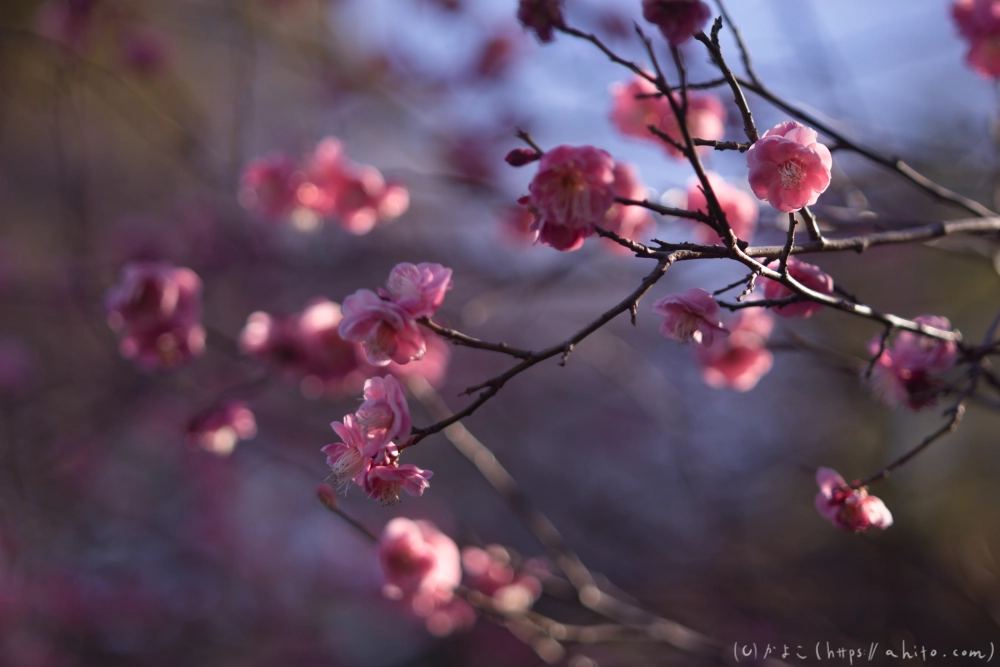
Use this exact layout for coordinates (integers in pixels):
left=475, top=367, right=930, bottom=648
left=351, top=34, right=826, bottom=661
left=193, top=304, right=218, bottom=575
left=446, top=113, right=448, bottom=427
left=418, top=318, right=533, bottom=359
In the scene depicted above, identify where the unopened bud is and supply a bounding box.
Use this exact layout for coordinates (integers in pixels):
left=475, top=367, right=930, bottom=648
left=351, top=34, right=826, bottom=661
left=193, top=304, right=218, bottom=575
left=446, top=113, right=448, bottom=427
left=505, top=148, right=541, bottom=167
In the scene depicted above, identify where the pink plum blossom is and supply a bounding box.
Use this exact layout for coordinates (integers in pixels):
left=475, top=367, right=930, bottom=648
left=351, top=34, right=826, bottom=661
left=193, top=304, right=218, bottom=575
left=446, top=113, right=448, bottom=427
left=609, top=77, right=726, bottom=159
left=238, top=153, right=304, bottom=222
left=339, top=289, right=426, bottom=366
left=364, top=462, right=434, bottom=505
left=379, top=263, right=453, bottom=319
left=527, top=145, right=616, bottom=251
left=747, top=121, right=833, bottom=212
left=652, top=288, right=729, bottom=347
left=378, top=518, right=461, bottom=610
left=867, top=315, right=958, bottom=411
left=953, top=0, right=1000, bottom=78
left=642, top=0, right=712, bottom=46
left=321, top=415, right=371, bottom=488
left=105, top=262, right=206, bottom=370
left=186, top=401, right=257, bottom=456
left=517, top=0, right=564, bottom=43
left=814, top=467, right=893, bottom=532
left=601, top=162, right=655, bottom=254
left=762, top=258, right=835, bottom=318
left=356, top=376, right=412, bottom=448
left=694, top=309, right=774, bottom=391
left=684, top=172, right=759, bottom=244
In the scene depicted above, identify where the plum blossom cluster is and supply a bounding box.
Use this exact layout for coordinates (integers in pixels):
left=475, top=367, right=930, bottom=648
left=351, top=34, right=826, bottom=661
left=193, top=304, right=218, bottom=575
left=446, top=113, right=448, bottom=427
left=512, top=145, right=655, bottom=252
left=814, top=468, right=893, bottom=533
left=610, top=75, right=726, bottom=160
left=763, top=258, right=836, bottom=319
left=322, top=376, right=432, bottom=505
left=641, top=0, right=712, bottom=46
left=339, top=262, right=453, bottom=365
left=952, top=0, right=1000, bottom=78
left=105, top=261, right=206, bottom=370
left=653, top=289, right=776, bottom=392
left=683, top=172, right=759, bottom=244
left=867, top=315, right=959, bottom=411
left=376, top=518, right=547, bottom=637
left=239, top=138, right=409, bottom=233
left=186, top=401, right=257, bottom=456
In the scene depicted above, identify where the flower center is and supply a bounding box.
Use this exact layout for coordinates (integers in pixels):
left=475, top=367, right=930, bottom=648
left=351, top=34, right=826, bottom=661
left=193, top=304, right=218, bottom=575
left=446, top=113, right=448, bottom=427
left=778, top=160, right=805, bottom=189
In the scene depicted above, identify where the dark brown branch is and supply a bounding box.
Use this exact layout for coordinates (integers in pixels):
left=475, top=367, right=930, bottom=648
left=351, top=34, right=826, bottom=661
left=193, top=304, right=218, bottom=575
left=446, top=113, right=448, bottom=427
left=692, top=138, right=751, bottom=152
left=694, top=21, right=759, bottom=143
left=614, top=196, right=711, bottom=223
left=418, top=318, right=533, bottom=359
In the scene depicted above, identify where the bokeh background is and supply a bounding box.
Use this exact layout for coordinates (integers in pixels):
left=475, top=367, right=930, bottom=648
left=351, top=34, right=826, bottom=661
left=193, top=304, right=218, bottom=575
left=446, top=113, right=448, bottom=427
left=2, top=0, right=1000, bottom=664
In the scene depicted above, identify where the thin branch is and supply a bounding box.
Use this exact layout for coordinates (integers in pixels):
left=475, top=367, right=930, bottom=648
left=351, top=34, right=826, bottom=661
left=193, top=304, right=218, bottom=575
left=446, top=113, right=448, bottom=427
left=418, top=318, right=533, bottom=359
left=694, top=20, right=759, bottom=143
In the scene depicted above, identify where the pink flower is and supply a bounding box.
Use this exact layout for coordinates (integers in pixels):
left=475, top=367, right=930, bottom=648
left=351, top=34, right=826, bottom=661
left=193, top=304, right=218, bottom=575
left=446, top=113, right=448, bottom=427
left=339, top=289, right=426, bottom=366
left=497, top=203, right=539, bottom=246
left=642, top=0, right=712, bottom=46
left=762, top=258, right=835, bottom=318
left=462, top=545, right=542, bottom=613
left=747, top=121, right=833, bottom=212
left=356, top=376, right=412, bottom=448
left=238, top=153, right=304, bottom=222
left=105, top=262, right=205, bottom=370
left=384, top=331, right=451, bottom=388
left=814, top=467, right=893, bottom=532
left=866, top=315, right=958, bottom=411
left=298, top=138, right=409, bottom=234
left=186, top=401, right=257, bottom=456
left=378, top=518, right=461, bottom=605
left=953, top=0, right=1000, bottom=78
left=610, top=78, right=726, bottom=159
left=380, top=263, right=453, bottom=319
left=601, top=162, right=655, bottom=254
left=694, top=309, right=774, bottom=391
left=652, top=288, right=729, bottom=347
left=321, top=415, right=371, bottom=488
left=527, top=145, right=616, bottom=251
left=684, top=172, right=759, bottom=244
left=517, top=0, right=565, bottom=43
left=364, top=462, right=434, bottom=505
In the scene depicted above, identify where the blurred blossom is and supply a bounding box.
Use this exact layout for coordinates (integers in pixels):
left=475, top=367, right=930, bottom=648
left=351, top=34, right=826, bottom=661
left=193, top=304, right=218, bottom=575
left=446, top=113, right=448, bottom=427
left=383, top=331, right=451, bottom=388
left=527, top=144, right=616, bottom=251
left=118, top=25, right=171, bottom=76
left=378, top=518, right=461, bottom=609
left=684, top=172, right=759, bottom=244
left=814, top=467, right=893, bottom=532
left=471, top=30, right=521, bottom=81
left=601, top=162, right=655, bottom=255
left=462, top=545, right=542, bottom=613
left=652, top=288, right=729, bottom=347
left=497, top=203, right=539, bottom=246
left=747, top=121, right=833, bottom=213
left=517, top=0, right=565, bottom=43
left=239, top=298, right=368, bottom=397
left=952, top=0, right=1000, bottom=78
left=186, top=401, right=257, bottom=456
left=642, top=0, right=712, bottom=46
left=867, top=315, right=958, bottom=411
left=609, top=77, right=726, bottom=160
left=694, top=308, right=774, bottom=391
left=762, top=258, right=835, bottom=318
left=239, top=153, right=306, bottom=223
left=105, top=262, right=206, bottom=370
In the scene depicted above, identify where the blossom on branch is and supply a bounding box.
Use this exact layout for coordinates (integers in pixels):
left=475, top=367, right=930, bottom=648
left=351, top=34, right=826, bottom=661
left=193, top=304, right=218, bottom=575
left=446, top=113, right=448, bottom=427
left=762, top=258, right=835, bottom=318
left=339, top=290, right=426, bottom=366
left=601, top=162, right=655, bottom=254
left=238, top=153, right=305, bottom=223
left=322, top=415, right=372, bottom=489
left=105, top=261, right=206, bottom=370
left=356, top=376, right=412, bottom=449
left=378, top=518, right=462, bottom=621
left=684, top=172, right=759, bottom=244
left=952, top=0, right=1000, bottom=78
left=867, top=315, right=958, bottom=411
left=694, top=309, right=774, bottom=391
left=379, top=263, right=453, bottom=319
left=642, top=0, right=712, bottom=46
left=652, top=288, right=729, bottom=347
left=364, top=462, right=434, bottom=505
left=814, top=467, right=893, bottom=533
left=526, top=144, right=616, bottom=251
left=747, top=121, right=833, bottom=212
